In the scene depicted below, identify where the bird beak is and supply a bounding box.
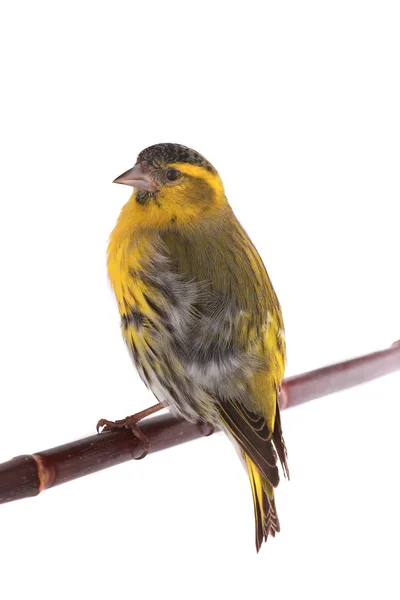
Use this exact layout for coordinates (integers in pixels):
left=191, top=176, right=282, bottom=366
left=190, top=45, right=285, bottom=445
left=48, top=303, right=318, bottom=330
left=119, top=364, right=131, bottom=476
left=113, top=162, right=158, bottom=192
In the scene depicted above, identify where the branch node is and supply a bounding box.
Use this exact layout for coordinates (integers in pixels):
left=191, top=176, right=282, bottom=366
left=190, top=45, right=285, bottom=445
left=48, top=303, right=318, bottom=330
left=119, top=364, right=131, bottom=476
left=32, top=454, right=56, bottom=492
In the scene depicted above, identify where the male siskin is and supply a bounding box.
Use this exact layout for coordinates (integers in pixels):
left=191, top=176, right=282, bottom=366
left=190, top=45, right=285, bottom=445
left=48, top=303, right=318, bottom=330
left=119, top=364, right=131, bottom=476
left=105, top=143, right=289, bottom=551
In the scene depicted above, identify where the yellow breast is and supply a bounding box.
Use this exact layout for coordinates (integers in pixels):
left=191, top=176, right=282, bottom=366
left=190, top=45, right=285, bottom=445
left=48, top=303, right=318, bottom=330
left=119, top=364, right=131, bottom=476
left=108, top=198, right=153, bottom=315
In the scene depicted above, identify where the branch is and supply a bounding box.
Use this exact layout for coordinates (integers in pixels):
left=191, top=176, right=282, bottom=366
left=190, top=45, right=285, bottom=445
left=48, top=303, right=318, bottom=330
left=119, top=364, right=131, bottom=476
left=1, top=340, right=399, bottom=505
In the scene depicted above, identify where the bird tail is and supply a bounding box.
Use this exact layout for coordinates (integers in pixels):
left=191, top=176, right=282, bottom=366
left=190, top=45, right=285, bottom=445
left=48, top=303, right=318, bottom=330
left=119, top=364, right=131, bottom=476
left=244, top=453, right=280, bottom=552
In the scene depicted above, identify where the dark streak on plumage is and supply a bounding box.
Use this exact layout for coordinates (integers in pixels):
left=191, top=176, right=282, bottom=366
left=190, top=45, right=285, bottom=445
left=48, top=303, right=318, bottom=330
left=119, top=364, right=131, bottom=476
left=143, top=293, right=168, bottom=321
left=121, top=308, right=145, bottom=330
left=163, top=355, right=184, bottom=390
left=136, top=189, right=152, bottom=205
left=141, top=363, right=149, bottom=383
left=163, top=382, right=182, bottom=405
left=140, top=272, right=180, bottom=307
left=144, top=337, right=160, bottom=359
left=127, top=336, right=139, bottom=363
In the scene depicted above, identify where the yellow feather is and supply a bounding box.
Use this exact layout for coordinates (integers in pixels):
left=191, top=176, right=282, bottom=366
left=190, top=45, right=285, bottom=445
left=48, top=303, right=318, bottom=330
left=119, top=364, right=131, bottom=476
left=245, top=454, right=279, bottom=552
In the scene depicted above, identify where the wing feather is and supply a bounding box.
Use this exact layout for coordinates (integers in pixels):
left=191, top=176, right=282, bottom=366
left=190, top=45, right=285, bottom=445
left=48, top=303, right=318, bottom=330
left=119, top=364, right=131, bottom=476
left=218, top=400, right=280, bottom=487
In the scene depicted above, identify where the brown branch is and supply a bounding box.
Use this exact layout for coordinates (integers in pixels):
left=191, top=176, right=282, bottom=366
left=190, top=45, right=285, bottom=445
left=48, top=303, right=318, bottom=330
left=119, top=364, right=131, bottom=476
left=1, top=340, right=399, bottom=505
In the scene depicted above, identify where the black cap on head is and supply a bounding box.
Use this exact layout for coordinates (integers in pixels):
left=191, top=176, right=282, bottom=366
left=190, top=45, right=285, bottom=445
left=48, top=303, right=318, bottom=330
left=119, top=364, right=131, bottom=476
left=137, top=143, right=216, bottom=173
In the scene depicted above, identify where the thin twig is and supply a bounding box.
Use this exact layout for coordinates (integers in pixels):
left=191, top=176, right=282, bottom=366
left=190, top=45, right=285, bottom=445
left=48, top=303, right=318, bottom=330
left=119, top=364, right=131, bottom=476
left=1, top=340, right=399, bottom=505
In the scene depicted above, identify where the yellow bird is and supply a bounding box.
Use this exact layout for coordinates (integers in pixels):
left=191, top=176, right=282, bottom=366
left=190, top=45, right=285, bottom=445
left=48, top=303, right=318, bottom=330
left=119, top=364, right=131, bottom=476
left=101, top=143, right=289, bottom=551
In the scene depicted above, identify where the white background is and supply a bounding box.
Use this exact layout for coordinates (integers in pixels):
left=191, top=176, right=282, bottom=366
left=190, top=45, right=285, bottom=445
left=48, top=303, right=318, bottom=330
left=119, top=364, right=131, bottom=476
left=1, top=1, right=399, bottom=598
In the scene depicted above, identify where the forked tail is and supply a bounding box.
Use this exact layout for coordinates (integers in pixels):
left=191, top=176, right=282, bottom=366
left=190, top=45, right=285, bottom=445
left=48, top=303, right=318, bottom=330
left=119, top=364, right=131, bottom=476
left=245, top=454, right=280, bottom=552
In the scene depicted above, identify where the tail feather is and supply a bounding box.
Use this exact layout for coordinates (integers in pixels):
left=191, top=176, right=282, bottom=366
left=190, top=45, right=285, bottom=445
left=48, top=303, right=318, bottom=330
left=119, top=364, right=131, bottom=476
left=245, top=454, right=280, bottom=552
left=218, top=395, right=288, bottom=550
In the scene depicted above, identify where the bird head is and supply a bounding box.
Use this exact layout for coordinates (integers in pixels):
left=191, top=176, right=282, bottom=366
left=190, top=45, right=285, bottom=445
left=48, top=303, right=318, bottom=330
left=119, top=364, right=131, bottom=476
left=113, top=143, right=227, bottom=229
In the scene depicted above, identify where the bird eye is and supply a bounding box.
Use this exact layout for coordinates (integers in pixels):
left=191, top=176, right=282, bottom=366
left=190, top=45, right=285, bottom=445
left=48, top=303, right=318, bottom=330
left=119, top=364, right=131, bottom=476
left=166, top=169, right=180, bottom=181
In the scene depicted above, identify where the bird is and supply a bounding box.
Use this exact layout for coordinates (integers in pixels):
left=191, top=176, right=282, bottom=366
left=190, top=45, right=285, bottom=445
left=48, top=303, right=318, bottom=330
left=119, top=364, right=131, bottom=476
left=99, top=142, right=289, bottom=551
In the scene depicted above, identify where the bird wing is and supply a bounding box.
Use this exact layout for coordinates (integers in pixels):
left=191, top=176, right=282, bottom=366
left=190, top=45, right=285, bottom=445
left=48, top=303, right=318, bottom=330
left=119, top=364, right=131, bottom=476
left=156, top=225, right=289, bottom=480
left=218, top=397, right=280, bottom=486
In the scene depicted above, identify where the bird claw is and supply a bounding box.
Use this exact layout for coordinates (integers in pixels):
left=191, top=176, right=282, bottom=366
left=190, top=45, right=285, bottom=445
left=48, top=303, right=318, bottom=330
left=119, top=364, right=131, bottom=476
left=96, top=415, right=150, bottom=459
left=96, top=417, right=128, bottom=433
left=96, top=403, right=164, bottom=459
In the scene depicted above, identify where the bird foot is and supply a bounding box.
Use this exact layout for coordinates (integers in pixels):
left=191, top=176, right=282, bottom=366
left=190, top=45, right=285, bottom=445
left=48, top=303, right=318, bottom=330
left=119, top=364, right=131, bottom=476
left=96, top=403, right=164, bottom=459
left=198, top=422, right=216, bottom=437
